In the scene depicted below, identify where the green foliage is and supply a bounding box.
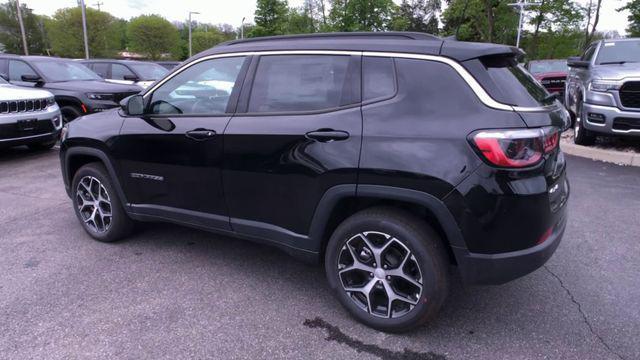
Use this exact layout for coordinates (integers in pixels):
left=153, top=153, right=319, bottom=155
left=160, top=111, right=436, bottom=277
left=288, top=6, right=316, bottom=33
left=525, top=0, right=583, bottom=59
left=191, top=30, right=226, bottom=54
left=618, top=0, right=640, bottom=37
left=46, top=7, right=123, bottom=58
left=329, top=0, right=398, bottom=31
left=0, top=0, right=48, bottom=55
left=127, top=14, right=180, bottom=60
left=442, top=0, right=517, bottom=44
left=520, top=29, right=585, bottom=60
left=251, top=0, right=289, bottom=36
left=391, top=0, right=441, bottom=34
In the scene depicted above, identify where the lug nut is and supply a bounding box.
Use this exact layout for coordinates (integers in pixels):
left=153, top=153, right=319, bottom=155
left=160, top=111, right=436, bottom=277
left=372, top=262, right=377, bottom=267
left=386, top=276, right=391, bottom=280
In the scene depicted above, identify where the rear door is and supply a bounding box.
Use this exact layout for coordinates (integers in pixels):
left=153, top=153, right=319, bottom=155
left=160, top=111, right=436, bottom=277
left=223, top=53, right=362, bottom=242
left=113, top=56, right=249, bottom=229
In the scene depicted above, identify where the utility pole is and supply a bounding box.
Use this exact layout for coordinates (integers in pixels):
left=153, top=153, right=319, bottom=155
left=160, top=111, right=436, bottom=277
left=241, top=17, right=245, bottom=39
left=93, top=1, right=103, bottom=11
left=15, top=0, right=28, bottom=55
left=508, top=0, right=541, bottom=48
left=79, top=0, right=90, bottom=59
left=188, top=11, right=199, bottom=58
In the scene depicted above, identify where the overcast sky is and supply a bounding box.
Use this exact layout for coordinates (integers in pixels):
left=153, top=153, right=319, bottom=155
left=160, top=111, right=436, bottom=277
left=19, top=0, right=632, bottom=35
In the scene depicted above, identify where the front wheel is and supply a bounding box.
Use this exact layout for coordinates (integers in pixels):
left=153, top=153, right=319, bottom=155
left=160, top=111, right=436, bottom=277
left=325, top=207, right=449, bottom=332
left=574, top=101, right=596, bottom=146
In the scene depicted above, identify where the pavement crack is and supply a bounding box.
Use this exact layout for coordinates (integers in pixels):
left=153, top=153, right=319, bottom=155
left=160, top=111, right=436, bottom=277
left=544, top=265, right=626, bottom=360
left=303, top=317, right=447, bottom=360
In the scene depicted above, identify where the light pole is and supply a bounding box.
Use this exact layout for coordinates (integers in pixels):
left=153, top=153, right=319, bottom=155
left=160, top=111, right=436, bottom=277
left=188, top=11, right=200, bottom=58
left=79, top=0, right=90, bottom=59
left=241, top=17, right=245, bottom=39
left=508, top=0, right=541, bottom=49
left=15, top=0, right=28, bottom=55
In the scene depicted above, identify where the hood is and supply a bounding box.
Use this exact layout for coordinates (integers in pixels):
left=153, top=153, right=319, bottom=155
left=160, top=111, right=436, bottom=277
left=43, top=80, right=142, bottom=94
left=533, top=71, right=567, bottom=80
left=0, top=84, right=53, bottom=101
left=591, top=62, right=640, bottom=81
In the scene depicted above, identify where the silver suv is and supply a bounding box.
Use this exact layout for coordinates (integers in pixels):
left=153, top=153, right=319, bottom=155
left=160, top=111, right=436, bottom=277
left=0, top=76, right=61, bottom=150
left=566, top=38, right=640, bottom=145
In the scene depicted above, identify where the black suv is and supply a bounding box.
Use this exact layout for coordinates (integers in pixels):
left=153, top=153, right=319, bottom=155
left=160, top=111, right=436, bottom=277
left=59, top=33, right=570, bottom=332
left=0, top=55, right=141, bottom=122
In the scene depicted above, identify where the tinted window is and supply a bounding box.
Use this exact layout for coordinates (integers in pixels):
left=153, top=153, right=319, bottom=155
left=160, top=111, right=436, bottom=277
left=582, top=46, right=596, bottom=61
left=30, top=60, right=101, bottom=82
left=248, top=55, right=355, bottom=113
left=480, top=56, right=550, bottom=107
left=91, top=63, right=109, bottom=78
left=112, top=64, right=136, bottom=80
left=129, top=63, right=168, bottom=80
left=595, top=41, right=640, bottom=64
left=364, top=57, right=396, bottom=101
left=9, top=60, right=37, bottom=81
left=149, top=56, right=245, bottom=115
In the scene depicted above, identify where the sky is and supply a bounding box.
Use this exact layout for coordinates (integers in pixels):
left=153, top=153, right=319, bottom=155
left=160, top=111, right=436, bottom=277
left=18, top=0, right=633, bottom=35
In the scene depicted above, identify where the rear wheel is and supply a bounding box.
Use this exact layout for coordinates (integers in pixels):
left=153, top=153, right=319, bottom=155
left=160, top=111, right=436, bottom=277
left=574, top=100, right=596, bottom=146
left=60, top=105, right=83, bottom=124
left=325, top=207, right=449, bottom=332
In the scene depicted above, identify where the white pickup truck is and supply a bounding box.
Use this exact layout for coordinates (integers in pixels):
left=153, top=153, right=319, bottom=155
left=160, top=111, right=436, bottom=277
left=0, top=77, right=61, bottom=150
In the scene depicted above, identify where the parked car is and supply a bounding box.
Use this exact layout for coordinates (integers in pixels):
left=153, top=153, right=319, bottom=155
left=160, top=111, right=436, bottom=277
left=0, top=55, right=142, bottom=123
left=527, top=59, right=567, bottom=101
left=0, top=76, right=61, bottom=150
left=59, top=32, right=570, bottom=332
left=80, top=59, right=169, bottom=89
left=566, top=38, right=640, bottom=145
left=155, top=61, right=181, bottom=70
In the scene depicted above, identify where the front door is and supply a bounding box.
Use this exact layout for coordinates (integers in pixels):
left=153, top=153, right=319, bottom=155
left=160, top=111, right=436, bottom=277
left=223, top=54, right=362, bottom=245
left=112, top=56, right=249, bottom=230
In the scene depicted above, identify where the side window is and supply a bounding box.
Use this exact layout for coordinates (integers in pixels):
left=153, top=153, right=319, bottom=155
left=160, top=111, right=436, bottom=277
left=112, top=64, right=135, bottom=80
left=248, top=55, right=357, bottom=113
left=92, top=63, right=109, bottom=78
left=149, top=56, right=245, bottom=115
left=9, top=60, right=37, bottom=81
left=363, top=57, right=396, bottom=101
left=582, top=46, right=596, bottom=61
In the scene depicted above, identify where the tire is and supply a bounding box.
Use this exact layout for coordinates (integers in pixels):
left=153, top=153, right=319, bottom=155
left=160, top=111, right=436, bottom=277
left=60, top=105, right=83, bottom=124
left=574, top=100, right=596, bottom=146
left=71, top=163, right=133, bottom=242
left=27, top=139, right=56, bottom=151
left=325, top=207, right=449, bottom=332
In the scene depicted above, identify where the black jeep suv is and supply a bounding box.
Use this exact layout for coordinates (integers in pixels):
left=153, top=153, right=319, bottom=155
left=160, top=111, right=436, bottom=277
left=59, top=33, right=570, bottom=332
left=0, top=55, right=141, bottom=122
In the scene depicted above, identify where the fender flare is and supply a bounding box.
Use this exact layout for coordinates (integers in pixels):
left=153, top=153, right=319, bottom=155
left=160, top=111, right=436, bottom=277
left=308, top=184, right=466, bottom=253
left=64, top=146, right=129, bottom=206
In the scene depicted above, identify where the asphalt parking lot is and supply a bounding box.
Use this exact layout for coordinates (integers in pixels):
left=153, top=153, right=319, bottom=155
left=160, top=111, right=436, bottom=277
left=0, top=147, right=638, bottom=360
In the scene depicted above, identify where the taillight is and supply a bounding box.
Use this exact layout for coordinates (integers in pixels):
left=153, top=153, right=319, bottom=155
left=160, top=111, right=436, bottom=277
left=470, top=127, right=559, bottom=168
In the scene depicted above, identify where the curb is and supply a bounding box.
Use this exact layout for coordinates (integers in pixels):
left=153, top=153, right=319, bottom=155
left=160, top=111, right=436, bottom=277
left=561, top=140, right=640, bottom=167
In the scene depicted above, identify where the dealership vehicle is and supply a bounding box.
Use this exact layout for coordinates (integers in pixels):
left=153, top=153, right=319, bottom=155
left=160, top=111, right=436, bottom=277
left=0, top=76, right=61, bottom=150
left=60, top=32, right=570, bottom=332
left=527, top=59, right=567, bottom=101
left=566, top=38, right=640, bottom=145
left=80, top=59, right=169, bottom=89
left=155, top=61, right=181, bottom=70
left=0, top=55, right=141, bottom=123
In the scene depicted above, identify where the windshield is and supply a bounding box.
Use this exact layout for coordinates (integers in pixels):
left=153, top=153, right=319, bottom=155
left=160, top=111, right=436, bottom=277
left=31, top=60, right=102, bottom=82
left=480, top=56, right=551, bottom=107
left=596, top=41, right=640, bottom=65
left=129, top=62, right=169, bottom=80
left=528, top=60, right=567, bottom=74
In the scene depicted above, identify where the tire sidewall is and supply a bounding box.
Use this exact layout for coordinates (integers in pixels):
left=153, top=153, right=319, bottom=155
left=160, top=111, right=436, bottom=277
left=325, top=213, right=446, bottom=332
left=61, top=106, right=82, bottom=124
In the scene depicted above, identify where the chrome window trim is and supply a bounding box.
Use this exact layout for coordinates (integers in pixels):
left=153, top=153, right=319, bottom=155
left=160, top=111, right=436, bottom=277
left=144, top=50, right=561, bottom=113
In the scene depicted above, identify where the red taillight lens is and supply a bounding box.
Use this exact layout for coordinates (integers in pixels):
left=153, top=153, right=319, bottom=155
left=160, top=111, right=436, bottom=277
left=470, top=127, right=559, bottom=168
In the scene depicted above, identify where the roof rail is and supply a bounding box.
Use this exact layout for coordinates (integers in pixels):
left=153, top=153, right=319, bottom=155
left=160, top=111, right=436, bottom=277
left=223, top=32, right=441, bottom=46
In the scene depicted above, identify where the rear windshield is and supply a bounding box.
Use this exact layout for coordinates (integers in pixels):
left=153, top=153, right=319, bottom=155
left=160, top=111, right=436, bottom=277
left=596, top=41, right=640, bottom=65
left=479, top=56, right=551, bottom=107
left=528, top=60, right=567, bottom=74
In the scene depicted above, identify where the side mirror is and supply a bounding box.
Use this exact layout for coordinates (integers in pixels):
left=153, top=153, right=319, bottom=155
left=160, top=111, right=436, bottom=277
left=121, top=94, right=144, bottom=116
left=123, top=74, right=139, bottom=82
left=21, top=74, right=43, bottom=82
left=567, top=57, right=590, bottom=69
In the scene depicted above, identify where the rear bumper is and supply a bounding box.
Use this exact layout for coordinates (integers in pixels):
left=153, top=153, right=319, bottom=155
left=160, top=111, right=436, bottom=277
left=583, top=103, right=640, bottom=136
left=452, top=210, right=567, bottom=285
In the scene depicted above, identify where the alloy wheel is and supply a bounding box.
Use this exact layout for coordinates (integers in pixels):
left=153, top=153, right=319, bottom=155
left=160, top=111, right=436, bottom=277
left=337, top=231, right=423, bottom=319
left=76, top=176, right=112, bottom=233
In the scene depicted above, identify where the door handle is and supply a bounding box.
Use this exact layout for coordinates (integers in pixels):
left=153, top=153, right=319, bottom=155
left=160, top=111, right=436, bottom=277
left=186, top=128, right=217, bottom=141
left=305, top=129, right=350, bottom=142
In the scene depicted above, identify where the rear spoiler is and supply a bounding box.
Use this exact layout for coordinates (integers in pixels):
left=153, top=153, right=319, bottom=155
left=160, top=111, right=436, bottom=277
left=440, top=41, right=525, bottom=62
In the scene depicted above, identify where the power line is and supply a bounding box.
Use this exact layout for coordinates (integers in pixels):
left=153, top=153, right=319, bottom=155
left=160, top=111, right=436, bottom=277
left=93, top=1, right=104, bottom=11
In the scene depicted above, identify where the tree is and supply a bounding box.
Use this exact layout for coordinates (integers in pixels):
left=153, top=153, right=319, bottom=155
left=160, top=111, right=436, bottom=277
left=251, top=0, right=289, bottom=36
left=191, top=30, right=226, bottom=54
left=0, top=0, right=48, bottom=55
left=618, top=0, right=640, bottom=37
left=329, top=0, right=398, bottom=32
left=128, top=15, right=180, bottom=60
left=442, top=0, right=517, bottom=44
left=287, top=6, right=316, bottom=33
left=46, top=7, right=123, bottom=58
left=392, top=0, right=441, bottom=34
left=582, top=0, right=602, bottom=49
left=527, top=0, right=583, bottom=59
